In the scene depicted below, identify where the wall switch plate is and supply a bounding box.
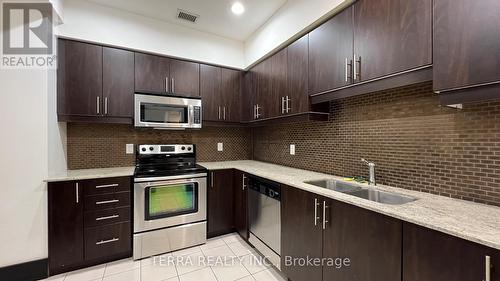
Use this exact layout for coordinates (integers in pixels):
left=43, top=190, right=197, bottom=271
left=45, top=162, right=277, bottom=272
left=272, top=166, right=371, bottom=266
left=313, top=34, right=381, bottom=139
left=290, top=144, right=296, bottom=155
left=126, top=144, right=134, bottom=154
left=217, top=143, right=224, bottom=152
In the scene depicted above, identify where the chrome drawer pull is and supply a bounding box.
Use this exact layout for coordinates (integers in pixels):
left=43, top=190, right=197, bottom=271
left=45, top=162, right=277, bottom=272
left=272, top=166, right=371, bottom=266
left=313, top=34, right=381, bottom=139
left=95, top=214, right=119, bottom=221
left=96, top=237, right=119, bottom=245
left=485, top=255, right=491, bottom=281
left=95, top=199, right=119, bottom=205
left=95, top=183, right=119, bottom=189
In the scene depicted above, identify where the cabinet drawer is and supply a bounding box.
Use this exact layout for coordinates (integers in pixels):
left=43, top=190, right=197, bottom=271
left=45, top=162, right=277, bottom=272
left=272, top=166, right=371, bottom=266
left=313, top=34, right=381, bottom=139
left=84, top=207, right=130, bottom=228
left=84, top=222, right=131, bottom=261
left=84, top=177, right=131, bottom=196
left=84, top=192, right=130, bottom=211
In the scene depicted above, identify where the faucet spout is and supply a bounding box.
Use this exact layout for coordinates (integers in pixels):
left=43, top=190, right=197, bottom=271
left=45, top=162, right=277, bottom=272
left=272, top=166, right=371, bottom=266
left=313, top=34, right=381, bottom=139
left=361, top=158, right=376, bottom=185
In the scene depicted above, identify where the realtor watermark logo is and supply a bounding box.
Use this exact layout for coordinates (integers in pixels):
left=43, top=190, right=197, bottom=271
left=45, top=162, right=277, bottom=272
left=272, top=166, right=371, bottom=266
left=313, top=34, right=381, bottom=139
left=1, top=2, right=56, bottom=68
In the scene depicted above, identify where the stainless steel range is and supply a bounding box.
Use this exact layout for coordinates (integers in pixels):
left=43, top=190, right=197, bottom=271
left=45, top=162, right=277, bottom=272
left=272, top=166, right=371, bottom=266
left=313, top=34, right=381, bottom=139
left=133, top=144, right=207, bottom=260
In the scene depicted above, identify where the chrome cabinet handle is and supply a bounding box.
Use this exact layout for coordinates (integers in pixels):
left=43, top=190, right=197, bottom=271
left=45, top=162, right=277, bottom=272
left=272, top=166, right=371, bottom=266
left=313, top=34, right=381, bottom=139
left=345, top=58, right=353, bottom=83
left=281, top=97, right=285, bottom=114
left=96, top=237, right=119, bottom=245
left=254, top=105, right=257, bottom=119
left=218, top=106, right=221, bottom=120
left=314, top=198, right=320, bottom=226
left=95, top=183, right=119, bottom=189
left=256, top=104, right=261, bottom=118
left=96, top=96, right=100, bottom=114
left=286, top=96, right=291, bottom=113
left=322, top=201, right=329, bottom=230
left=354, top=55, right=361, bottom=81
left=75, top=183, right=79, bottom=203
left=211, top=172, right=214, bottom=188
left=242, top=174, right=247, bottom=190
left=96, top=214, right=119, bottom=221
left=485, top=255, right=491, bottom=281
left=104, top=97, right=108, bottom=115
left=223, top=107, right=226, bottom=120
left=171, top=78, right=175, bottom=93
left=165, top=77, right=169, bottom=92
left=95, top=199, right=119, bottom=205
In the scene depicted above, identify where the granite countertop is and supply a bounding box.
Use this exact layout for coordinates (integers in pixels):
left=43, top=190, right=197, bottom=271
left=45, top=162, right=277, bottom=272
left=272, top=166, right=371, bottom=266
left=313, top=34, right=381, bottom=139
left=45, top=166, right=135, bottom=182
left=199, top=160, right=500, bottom=250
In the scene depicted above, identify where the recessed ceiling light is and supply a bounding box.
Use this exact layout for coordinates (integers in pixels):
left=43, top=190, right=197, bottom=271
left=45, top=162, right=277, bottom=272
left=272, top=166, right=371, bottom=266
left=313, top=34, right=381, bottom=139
left=231, top=2, right=245, bottom=15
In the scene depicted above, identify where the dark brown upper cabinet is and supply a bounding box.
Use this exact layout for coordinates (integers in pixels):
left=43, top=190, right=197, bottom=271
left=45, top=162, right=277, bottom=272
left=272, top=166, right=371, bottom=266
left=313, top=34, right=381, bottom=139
left=434, top=0, right=500, bottom=103
left=233, top=170, right=248, bottom=240
left=200, top=64, right=221, bottom=121
left=134, top=53, right=170, bottom=93
left=403, top=223, right=499, bottom=281
left=253, top=59, right=272, bottom=120
left=103, top=47, right=134, bottom=118
left=57, top=39, right=103, bottom=117
left=353, top=0, right=432, bottom=82
left=242, top=71, right=256, bottom=122
left=286, top=35, right=310, bottom=114
left=309, top=6, right=354, bottom=95
left=221, top=68, right=242, bottom=122
left=323, top=199, right=402, bottom=281
left=207, top=170, right=235, bottom=237
left=48, top=180, right=84, bottom=275
left=57, top=39, right=134, bottom=124
left=269, top=48, right=288, bottom=118
left=281, top=185, right=323, bottom=281
left=135, top=52, right=200, bottom=96
left=170, top=59, right=200, bottom=97
left=200, top=65, right=241, bottom=123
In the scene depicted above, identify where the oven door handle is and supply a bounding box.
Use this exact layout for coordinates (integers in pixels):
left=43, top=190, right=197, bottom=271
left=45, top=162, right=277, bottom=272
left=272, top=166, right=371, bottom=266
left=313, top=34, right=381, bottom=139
left=136, top=175, right=207, bottom=189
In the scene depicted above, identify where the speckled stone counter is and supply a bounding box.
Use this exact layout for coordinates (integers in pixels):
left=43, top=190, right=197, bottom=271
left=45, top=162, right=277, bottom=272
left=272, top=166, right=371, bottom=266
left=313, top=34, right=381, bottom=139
left=45, top=166, right=135, bottom=182
left=199, top=160, right=500, bottom=250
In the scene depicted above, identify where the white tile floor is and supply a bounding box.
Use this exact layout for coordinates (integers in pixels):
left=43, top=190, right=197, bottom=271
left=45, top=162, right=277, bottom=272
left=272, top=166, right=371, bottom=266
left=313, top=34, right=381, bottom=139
left=42, top=233, right=285, bottom=281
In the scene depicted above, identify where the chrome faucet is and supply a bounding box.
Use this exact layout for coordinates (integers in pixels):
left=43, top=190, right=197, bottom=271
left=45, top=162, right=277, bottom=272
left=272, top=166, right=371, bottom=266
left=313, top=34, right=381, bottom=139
left=361, top=158, right=376, bottom=185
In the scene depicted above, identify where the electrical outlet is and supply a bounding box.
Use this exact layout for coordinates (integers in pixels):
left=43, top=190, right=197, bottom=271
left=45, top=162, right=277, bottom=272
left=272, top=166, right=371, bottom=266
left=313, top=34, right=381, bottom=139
left=217, top=143, right=224, bottom=152
left=290, top=144, right=295, bottom=155
left=126, top=144, right=134, bottom=154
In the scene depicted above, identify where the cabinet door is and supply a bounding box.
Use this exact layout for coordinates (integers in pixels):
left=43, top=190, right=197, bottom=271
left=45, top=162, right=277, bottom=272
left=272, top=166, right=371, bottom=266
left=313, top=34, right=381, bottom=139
left=434, top=0, right=500, bottom=91
left=103, top=47, right=134, bottom=118
left=254, top=60, right=271, bottom=119
left=281, top=186, right=323, bottom=281
left=48, top=181, right=84, bottom=275
left=57, top=39, right=102, bottom=117
left=207, top=170, right=234, bottom=237
left=134, top=53, right=170, bottom=93
left=242, top=71, right=256, bottom=121
left=269, top=48, right=288, bottom=117
left=353, top=0, right=431, bottom=82
left=323, top=199, right=402, bottom=281
left=200, top=64, right=222, bottom=121
left=287, top=35, right=309, bottom=114
left=233, top=170, right=248, bottom=239
left=221, top=68, right=242, bottom=122
left=403, top=223, right=494, bottom=281
left=170, top=59, right=200, bottom=97
left=309, top=6, right=354, bottom=94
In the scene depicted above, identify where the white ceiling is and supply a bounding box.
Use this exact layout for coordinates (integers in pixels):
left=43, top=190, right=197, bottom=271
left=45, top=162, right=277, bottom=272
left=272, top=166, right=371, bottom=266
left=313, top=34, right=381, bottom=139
left=86, top=0, right=288, bottom=41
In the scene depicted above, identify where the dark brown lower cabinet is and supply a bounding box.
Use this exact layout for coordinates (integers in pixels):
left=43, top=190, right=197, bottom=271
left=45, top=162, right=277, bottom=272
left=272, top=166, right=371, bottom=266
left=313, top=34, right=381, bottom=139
left=207, top=170, right=235, bottom=237
left=281, top=186, right=401, bottom=281
left=281, top=186, right=323, bottom=281
left=233, top=170, right=248, bottom=240
left=323, top=200, right=402, bottom=281
left=48, top=177, right=132, bottom=276
left=48, top=181, right=84, bottom=274
left=403, top=223, right=499, bottom=281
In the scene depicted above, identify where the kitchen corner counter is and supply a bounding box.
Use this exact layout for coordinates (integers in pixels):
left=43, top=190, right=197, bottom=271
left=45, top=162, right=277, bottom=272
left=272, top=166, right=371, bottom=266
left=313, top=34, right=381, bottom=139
left=45, top=166, right=135, bottom=182
left=199, top=160, right=500, bottom=250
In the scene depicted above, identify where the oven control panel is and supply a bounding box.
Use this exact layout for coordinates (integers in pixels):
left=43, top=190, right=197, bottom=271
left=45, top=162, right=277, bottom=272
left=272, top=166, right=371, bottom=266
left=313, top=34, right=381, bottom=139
left=138, top=144, right=194, bottom=155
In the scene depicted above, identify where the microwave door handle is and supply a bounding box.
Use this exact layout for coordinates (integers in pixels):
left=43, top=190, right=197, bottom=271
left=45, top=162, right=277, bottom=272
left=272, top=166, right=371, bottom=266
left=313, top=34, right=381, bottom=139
left=189, top=105, right=195, bottom=126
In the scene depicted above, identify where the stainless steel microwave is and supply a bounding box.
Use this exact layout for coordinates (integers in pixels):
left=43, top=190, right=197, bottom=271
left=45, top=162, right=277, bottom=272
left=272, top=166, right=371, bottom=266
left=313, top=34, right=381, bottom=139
left=134, top=93, right=202, bottom=129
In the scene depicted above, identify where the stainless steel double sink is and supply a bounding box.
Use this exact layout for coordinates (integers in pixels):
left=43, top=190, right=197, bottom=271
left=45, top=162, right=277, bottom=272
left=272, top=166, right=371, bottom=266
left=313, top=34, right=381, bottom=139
left=304, top=179, right=417, bottom=205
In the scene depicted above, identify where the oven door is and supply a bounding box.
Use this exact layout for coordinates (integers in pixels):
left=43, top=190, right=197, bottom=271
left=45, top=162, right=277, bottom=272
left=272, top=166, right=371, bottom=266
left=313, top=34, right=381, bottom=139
left=134, top=94, right=202, bottom=129
left=134, top=174, right=207, bottom=233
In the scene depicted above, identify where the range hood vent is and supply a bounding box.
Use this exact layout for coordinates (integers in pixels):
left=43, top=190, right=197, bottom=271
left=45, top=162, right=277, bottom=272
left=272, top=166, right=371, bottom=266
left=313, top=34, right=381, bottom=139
left=177, top=9, right=199, bottom=23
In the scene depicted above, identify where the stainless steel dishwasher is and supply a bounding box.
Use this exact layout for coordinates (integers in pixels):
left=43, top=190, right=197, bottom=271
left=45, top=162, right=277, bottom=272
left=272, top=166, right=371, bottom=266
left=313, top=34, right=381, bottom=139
left=248, top=176, right=281, bottom=269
